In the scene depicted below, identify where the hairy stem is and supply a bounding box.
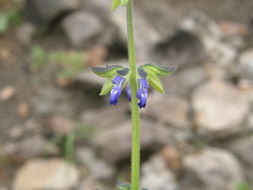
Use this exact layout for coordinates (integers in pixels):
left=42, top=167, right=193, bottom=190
left=127, top=1, right=140, bottom=190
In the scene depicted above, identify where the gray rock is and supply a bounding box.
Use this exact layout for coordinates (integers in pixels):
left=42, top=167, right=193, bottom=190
left=13, top=158, right=79, bottom=190
left=62, top=11, right=103, bottom=47
left=77, top=177, right=103, bottom=190
left=92, top=120, right=174, bottom=163
left=16, top=22, right=36, bottom=46
left=141, top=155, right=178, bottom=190
left=192, top=80, right=250, bottom=138
left=77, top=147, right=115, bottom=181
left=163, top=66, right=208, bottom=97
left=27, top=0, right=79, bottom=22
left=203, top=37, right=237, bottom=66
left=240, top=48, right=253, bottom=81
left=227, top=135, right=253, bottom=167
left=80, top=0, right=111, bottom=18
left=143, top=92, right=191, bottom=129
left=181, top=147, right=244, bottom=190
left=181, top=11, right=223, bottom=41
left=47, top=115, right=74, bottom=135
left=136, top=0, right=179, bottom=39
left=110, top=8, right=160, bottom=62
left=2, top=136, right=59, bottom=161
left=31, top=87, right=81, bottom=117
left=181, top=12, right=237, bottom=66
left=80, top=103, right=128, bottom=130
left=151, top=31, right=206, bottom=68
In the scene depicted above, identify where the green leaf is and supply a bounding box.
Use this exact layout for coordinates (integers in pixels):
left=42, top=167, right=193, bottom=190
left=100, top=77, right=114, bottom=95
left=111, top=0, right=121, bottom=11
left=121, top=0, right=129, bottom=6
left=147, top=71, right=165, bottom=93
left=90, top=65, right=123, bottom=78
left=143, top=63, right=177, bottom=76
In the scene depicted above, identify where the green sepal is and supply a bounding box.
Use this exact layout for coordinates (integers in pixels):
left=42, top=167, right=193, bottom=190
left=90, top=65, right=123, bottom=78
left=142, top=63, right=177, bottom=76
left=147, top=71, right=165, bottom=93
left=99, top=77, right=114, bottom=96
left=111, top=0, right=121, bottom=11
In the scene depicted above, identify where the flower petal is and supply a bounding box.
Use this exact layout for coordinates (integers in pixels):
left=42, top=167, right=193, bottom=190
left=112, top=75, right=125, bottom=84
left=109, top=85, right=122, bottom=105
left=126, top=85, right=131, bottom=101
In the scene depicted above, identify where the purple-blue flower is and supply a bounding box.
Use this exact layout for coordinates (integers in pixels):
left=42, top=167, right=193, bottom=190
left=110, top=75, right=125, bottom=105
left=126, top=84, right=131, bottom=101
left=137, top=78, right=149, bottom=108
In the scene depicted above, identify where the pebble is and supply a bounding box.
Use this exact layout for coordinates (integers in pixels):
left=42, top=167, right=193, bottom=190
left=192, top=80, right=249, bottom=138
left=144, top=92, right=191, bottom=129
left=13, top=158, right=79, bottom=190
left=62, top=11, right=103, bottom=47
left=47, top=115, right=74, bottom=135
left=0, top=86, right=15, bottom=101
left=141, top=155, right=178, bottom=190
left=182, top=147, right=244, bottom=190
left=17, top=102, right=30, bottom=118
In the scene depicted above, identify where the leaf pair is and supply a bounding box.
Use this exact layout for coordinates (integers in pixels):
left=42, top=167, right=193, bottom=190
left=140, top=64, right=177, bottom=93
left=111, top=0, right=130, bottom=11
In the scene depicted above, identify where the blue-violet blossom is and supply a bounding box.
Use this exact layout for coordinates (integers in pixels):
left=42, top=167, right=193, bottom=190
left=126, top=85, right=131, bottom=101
left=110, top=75, right=125, bottom=105
left=136, top=78, right=149, bottom=108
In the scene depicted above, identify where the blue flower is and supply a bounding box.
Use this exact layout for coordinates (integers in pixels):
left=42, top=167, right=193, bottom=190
left=136, top=78, right=149, bottom=108
left=110, top=75, right=125, bottom=105
left=126, top=84, right=131, bottom=101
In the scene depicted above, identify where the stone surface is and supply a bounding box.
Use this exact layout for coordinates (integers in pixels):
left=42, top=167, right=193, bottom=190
left=152, top=31, right=206, bottom=67
left=13, top=158, right=79, bottom=190
left=0, top=86, right=15, bottom=101
left=160, top=146, right=182, bottom=171
left=240, top=48, right=253, bottom=81
left=181, top=12, right=237, bottom=66
left=77, top=177, right=103, bottom=190
left=84, top=46, right=108, bottom=66
left=181, top=147, right=244, bottom=190
left=92, top=119, right=174, bottom=163
left=111, top=8, right=160, bottom=61
left=203, top=37, right=237, bottom=66
left=141, top=155, right=178, bottom=190
left=3, top=136, right=59, bottom=161
left=192, top=80, right=249, bottom=137
left=181, top=11, right=223, bottom=41
left=16, top=22, right=36, bottom=46
left=163, top=66, right=208, bottom=97
left=17, top=102, right=30, bottom=118
left=143, top=92, right=191, bottom=129
left=77, top=148, right=115, bottom=181
left=227, top=135, right=253, bottom=167
left=80, top=103, right=128, bottom=130
left=47, top=115, right=74, bottom=135
left=62, top=11, right=103, bottom=47
left=27, top=0, right=79, bottom=22
left=31, top=87, right=82, bottom=117
left=80, top=0, right=111, bottom=18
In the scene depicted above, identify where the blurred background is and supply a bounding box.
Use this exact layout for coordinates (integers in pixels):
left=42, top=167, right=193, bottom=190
left=0, top=0, right=253, bottom=190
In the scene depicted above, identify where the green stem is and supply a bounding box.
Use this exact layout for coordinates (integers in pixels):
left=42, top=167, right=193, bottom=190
left=127, top=1, right=140, bottom=190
